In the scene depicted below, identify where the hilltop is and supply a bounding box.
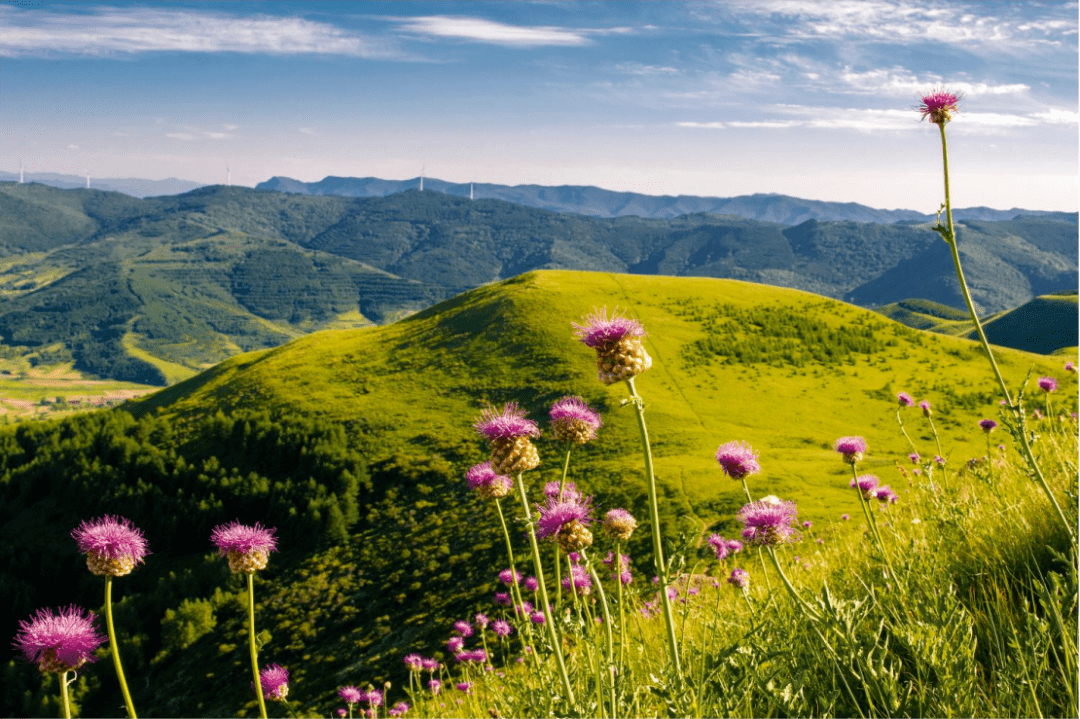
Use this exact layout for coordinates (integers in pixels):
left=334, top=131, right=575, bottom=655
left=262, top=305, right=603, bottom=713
left=2, top=270, right=1074, bottom=717
left=0, top=182, right=1074, bottom=384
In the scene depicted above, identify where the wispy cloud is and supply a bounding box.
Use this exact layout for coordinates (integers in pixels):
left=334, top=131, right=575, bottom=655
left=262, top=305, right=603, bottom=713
left=393, top=15, right=632, bottom=47
left=164, top=126, right=234, bottom=142
left=297, top=127, right=317, bottom=135
left=0, top=6, right=403, bottom=58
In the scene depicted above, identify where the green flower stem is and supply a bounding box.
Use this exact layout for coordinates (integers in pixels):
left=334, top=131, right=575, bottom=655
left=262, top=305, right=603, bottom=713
left=764, top=546, right=820, bottom=621
left=104, top=577, right=138, bottom=718
left=937, top=122, right=1073, bottom=541
left=740, top=478, right=773, bottom=592
left=582, top=550, right=615, bottom=667
left=60, top=670, right=73, bottom=719
left=850, top=466, right=897, bottom=581
left=493, top=499, right=537, bottom=655
left=247, top=572, right=268, bottom=719
left=625, top=377, right=682, bottom=679
left=986, top=434, right=995, bottom=483
left=555, top=445, right=573, bottom=608
left=896, top=410, right=920, bottom=457
left=614, top=541, right=627, bottom=670
left=924, top=415, right=951, bottom=492
left=514, top=472, right=576, bottom=707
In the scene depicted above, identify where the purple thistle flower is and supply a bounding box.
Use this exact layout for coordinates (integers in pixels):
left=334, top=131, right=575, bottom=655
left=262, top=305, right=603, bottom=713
left=523, top=576, right=539, bottom=592
left=544, top=480, right=581, bottom=502
left=918, top=89, right=961, bottom=125
left=919, top=400, right=932, bottom=416
left=456, top=682, right=472, bottom=694
left=339, top=686, right=364, bottom=705
left=453, top=620, right=473, bottom=637
left=998, top=444, right=1006, bottom=452
left=602, top=508, right=638, bottom=541
left=908, top=453, right=920, bottom=464
left=1038, top=376, right=1058, bottom=393
left=498, top=568, right=521, bottom=586
left=872, top=486, right=899, bottom=505
left=210, top=520, right=277, bottom=574
left=802, top=521, right=813, bottom=529
left=255, top=664, right=289, bottom=701
left=850, top=474, right=880, bottom=499
left=493, top=592, right=511, bottom=606
left=428, top=679, right=442, bottom=694
left=390, top=702, right=410, bottom=717
left=466, top=462, right=513, bottom=499
left=561, top=564, right=592, bottom=594
left=841, top=513, right=850, bottom=521
left=535, top=494, right=594, bottom=540
left=473, top=402, right=540, bottom=440
left=14, top=605, right=107, bottom=673
left=446, top=636, right=465, bottom=653
left=572, top=307, right=646, bottom=348
left=834, top=436, right=868, bottom=464
left=714, top=440, right=761, bottom=480
left=530, top=611, right=546, bottom=624
left=897, top=392, right=914, bottom=407
left=71, top=515, right=149, bottom=577
left=549, top=396, right=603, bottom=444
left=618, top=570, right=633, bottom=585
left=365, top=690, right=384, bottom=707
left=420, top=658, right=441, bottom=672
left=491, top=619, right=513, bottom=638
left=979, top=419, right=998, bottom=433
left=934, top=455, right=946, bottom=466
left=514, top=601, right=534, bottom=617
left=737, top=499, right=801, bottom=547
left=337, top=709, right=348, bottom=718
left=707, top=534, right=729, bottom=561
left=403, top=654, right=423, bottom=672
left=1065, top=362, right=1076, bottom=373
left=474, top=613, right=489, bottom=629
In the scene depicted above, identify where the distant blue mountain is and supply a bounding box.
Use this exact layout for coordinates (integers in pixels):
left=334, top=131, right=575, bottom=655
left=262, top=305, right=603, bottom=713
left=0, top=172, right=203, bottom=198
left=255, top=175, right=1073, bottom=225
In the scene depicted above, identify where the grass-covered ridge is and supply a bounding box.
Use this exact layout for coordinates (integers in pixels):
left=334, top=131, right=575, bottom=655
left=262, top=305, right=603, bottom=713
left=2, top=270, right=1075, bottom=717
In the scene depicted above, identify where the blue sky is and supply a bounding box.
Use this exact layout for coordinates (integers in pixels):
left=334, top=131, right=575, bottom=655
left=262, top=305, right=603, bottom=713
left=1, top=0, right=1076, bottom=210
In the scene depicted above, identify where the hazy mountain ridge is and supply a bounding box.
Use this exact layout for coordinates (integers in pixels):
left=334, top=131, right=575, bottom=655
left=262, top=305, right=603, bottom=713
left=0, top=181, right=1074, bottom=384
left=0, top=173, right=204, bottom=198
left=256, top=174, right=1074, bottom=224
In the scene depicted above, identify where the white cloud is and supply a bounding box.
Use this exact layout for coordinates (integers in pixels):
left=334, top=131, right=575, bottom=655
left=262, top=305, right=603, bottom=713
left=165, top=133, right=195, bottom=141
left=838, top=67, right=1029, bottom=96
left=298, top=127, right=317, bottom=135
left=614, top=62, right=681, bottom=76
left=0, top=6, right=403, bottom=58
left=223, top=124, right=241, bottom=131
left=394, top=16, right=591, bottom=47
left=1030, top=109, right=1080, bottom=124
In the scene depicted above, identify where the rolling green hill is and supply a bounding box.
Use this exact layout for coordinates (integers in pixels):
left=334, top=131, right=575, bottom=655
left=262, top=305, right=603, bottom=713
left=0, top=181, right=1075, bottom=385
left=2, top=270, right=1073, bottom=717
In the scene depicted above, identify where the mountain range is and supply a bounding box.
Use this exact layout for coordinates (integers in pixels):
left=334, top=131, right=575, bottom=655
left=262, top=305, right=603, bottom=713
left=0, top=172, right=203, bottom=198
left=0, top=181, right=1075, bottom=384
left=256, top=175, right=1073, bottom=224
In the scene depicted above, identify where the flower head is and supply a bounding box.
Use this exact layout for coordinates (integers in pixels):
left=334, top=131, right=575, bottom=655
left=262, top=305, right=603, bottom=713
left=390, top=702, right=410, bottom=717
left=979, top=419, right=998, bottom=433
left=403, top=654, right=423, bottom=672
left=834, top=436, right=868, bottom=464
left=428, top=679, right=442, bottom=694
left=497, top=568, right=520, bottom=586
left=849, top=473, right=880, bottom=499
left=473, top=402, right=540, bottom=440
left=549, top=396, right=603, bottom=444
left=474, top=613, right=489, bottom=629
left=908, top=453, right=920, bottom=464
left=210, top=520, right=278, bottom=574
left=1038, top=376, right=1058, bottom=393
left=707, top=534, right=730, bottom=561
left=918, top=89, right=961, bottom=125
left=523, top=576, right=539, bottom=592
left=544, top=480, right=581, bottom=502
left=365, top=690, right=384, bottom=707
left=897, top=392, right=914, bottom=407
left=871, top=485, right=899, bottom=505
left=14, top=605, right=107, bottom=673
left=339, top=686, right=364, bottom=705
left=530, top=611, right=547, bottom=624
left=1065, top=361, right=1076, bottom=373
left=71, top=515, right=149, bottom=577
left=572, top=307, right=645, bottom=348
left=446, top=636, right=465, bottom=653
left=535, top=494, right=595, bottom=552
left=602, top=508, right=637, bottom=541
left=465, top=462, right=513, bottom=500
left=727, top=568, right=750, bottom=589
left=453, top=620, right=473, bottom=637
left=725, top=538, right=744, bottom=554
left=736, top=499, right=801, bottom=547
left=255, top=664, right=289, bottom=701
left=841, top=513, right=850, bottom=521
left=919, top=400, right=932, bottom=416
left=561, top=563, right=592, bottom=595
left=934, top=455, right=946, bottom=467
left=715, top=441, right=761, bottom=480
left=491, top=619, right=513, bottom=638
left=420, top=658, right=441, bottom=673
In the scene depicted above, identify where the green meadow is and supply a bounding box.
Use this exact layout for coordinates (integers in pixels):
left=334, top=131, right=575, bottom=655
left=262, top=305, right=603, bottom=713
left=2, top=270, right=1075, bottom=717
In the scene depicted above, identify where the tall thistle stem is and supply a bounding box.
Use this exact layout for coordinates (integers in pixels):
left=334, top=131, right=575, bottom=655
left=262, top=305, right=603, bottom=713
left=514, top=472, right=576, bottom=707
left=936, top=122, right=1074, bottom=540
left=625, top=377, right=682, bottom=678
left=740, top=477, right=773, bottom=592
left=247, top=572, right=268, bottom=719
left=555, top=446, right=572, bottom=608
left=493, top=499, right=537, bottom=654
left=60, top=671, right=73, bottom=719
left=104, top=577, right=138, bottom=718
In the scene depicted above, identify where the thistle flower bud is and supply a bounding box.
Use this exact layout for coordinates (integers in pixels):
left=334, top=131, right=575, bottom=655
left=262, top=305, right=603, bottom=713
left=602, top=508, right=637, bottom=541
left=572, top=308, right=652, bottom=385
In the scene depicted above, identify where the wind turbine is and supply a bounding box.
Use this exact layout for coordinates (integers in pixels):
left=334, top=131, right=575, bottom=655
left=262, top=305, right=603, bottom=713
left=470, top=181, right=474, bottom=200
left=19, top=161, right=24, bottom=184
left=419, top=165, right=425, bottom=192
left=226, top=163, right=231, bottom=187
left=85, top=170, right=90, bottom=189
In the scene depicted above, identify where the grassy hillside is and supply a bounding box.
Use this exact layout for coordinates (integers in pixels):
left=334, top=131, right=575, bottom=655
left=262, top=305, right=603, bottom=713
left=3, top=270, right=1075, bottom=717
